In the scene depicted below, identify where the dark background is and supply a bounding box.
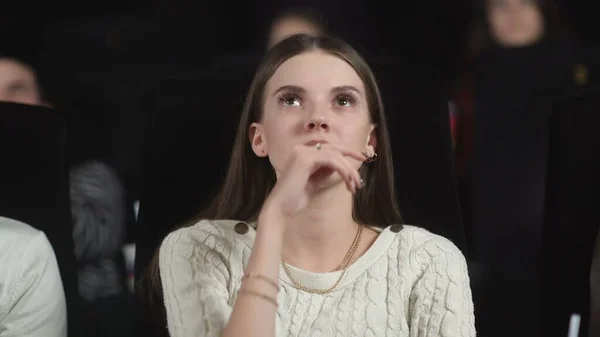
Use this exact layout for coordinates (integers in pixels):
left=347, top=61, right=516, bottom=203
left=2, top=0, right=598, bottom=107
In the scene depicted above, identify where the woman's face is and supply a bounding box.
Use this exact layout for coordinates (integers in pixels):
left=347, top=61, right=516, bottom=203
left=249, top=51, right=376, bottom=186
left=488, top=0, right=545, bottom=47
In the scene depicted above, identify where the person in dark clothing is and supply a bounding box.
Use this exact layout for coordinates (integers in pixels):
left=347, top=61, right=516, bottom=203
left=451, top=1, right=600, bottom=337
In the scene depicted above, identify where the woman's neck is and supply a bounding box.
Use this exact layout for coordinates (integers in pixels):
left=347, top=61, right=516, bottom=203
left=281, top=185, right=359, bottom=272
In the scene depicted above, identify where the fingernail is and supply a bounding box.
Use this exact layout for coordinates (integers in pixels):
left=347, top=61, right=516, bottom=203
left=359, top=178, right=364, bottom=188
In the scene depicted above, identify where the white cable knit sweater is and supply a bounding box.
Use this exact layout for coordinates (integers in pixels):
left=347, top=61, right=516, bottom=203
left=159, top=220, right=476, bottom=337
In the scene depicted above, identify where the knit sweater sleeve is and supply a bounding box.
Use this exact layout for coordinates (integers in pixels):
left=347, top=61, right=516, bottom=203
left=159, top=223, right=235, bottom=337
left=408, top=236, right=476, bottom=337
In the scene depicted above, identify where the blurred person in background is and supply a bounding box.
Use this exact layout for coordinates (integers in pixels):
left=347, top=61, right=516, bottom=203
left=450, top=0, right=561, bottom=182
left=0, top=56, right=49, bottom=106
left=0, top=55, right=130, bottom=335
left=449, top=0, right=570, bottom=235
left=478, top=0, right=546, bottom=48
left=451, top=1, right=597, bottom=337
left=267, top=7, right=326, bottom=49
left=0, top=216, right=67, bottom=337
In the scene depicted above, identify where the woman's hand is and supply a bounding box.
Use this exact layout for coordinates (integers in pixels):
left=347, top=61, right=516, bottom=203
left=261, top=143, right=366, bottom=220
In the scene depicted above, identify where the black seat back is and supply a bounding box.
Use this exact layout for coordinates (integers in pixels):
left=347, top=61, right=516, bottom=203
left=542, top=89, right=600, bottom=337
left=470, top=46, right=555, bottom=337
left=470, top=42, right=600, bottom=336
left=371, top=59, right=465, bottom=251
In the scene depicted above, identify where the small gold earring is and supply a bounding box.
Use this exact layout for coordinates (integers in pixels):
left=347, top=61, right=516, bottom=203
left=362, top=150, right=377, bottom=163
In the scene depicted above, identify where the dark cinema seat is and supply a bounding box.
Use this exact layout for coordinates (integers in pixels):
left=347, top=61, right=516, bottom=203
left=542, top=88, right=600, bottom=337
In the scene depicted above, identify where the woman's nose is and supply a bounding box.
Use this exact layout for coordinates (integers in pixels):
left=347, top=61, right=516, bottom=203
left=305, top=115, right=330, bottom=131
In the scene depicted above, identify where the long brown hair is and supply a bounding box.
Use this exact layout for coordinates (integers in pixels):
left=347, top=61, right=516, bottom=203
left=142, top=33, right=402, bottom=318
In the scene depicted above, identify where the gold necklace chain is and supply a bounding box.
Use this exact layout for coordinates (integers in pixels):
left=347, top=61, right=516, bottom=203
left=281, top=225, right=364, bottom=295
left=330, top=225, right=362, bottom=272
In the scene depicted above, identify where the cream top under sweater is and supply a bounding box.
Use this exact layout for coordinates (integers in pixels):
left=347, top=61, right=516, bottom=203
left=159, top=220, right=476, bottom=337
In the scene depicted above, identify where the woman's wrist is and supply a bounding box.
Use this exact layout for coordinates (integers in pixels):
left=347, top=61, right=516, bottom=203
left=258, top=199, right=287, bottom=231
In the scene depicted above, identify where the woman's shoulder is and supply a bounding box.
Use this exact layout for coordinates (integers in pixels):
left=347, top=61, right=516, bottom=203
left=158, top=219, right=252, bottom=277
left=390, top=224, right=465, bottom=261
left=160, top=219, right=253, bottom=253
left=380, top=224, right=469, bottom=286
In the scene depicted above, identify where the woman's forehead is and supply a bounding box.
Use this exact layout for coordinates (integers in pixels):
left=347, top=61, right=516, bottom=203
left=265, top=52, right=365, bottom=95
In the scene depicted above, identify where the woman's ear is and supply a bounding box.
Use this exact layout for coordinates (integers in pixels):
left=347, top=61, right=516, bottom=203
left=366, top=124, right=378, bottom=154
left=249, top=122, right=269, bottom=157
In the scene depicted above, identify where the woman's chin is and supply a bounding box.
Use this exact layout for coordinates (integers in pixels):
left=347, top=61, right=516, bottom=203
left=313, top=174, right=346, bottom=191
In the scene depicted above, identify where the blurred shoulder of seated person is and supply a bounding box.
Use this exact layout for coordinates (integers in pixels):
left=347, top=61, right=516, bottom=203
left=146, top=34, right=476, bottom=337
left=267, top=7, right=327, bottom=48
left=0, top=216, right=67, bottom=337
left=0, top=56, right=50, bottom=107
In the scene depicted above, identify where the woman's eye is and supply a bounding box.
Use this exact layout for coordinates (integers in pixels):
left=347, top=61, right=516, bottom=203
left=285, top=98, right=300, bottom=106
left=336, top=94, right=356, bottom=107
left=279, top=94, right=301, bottom=107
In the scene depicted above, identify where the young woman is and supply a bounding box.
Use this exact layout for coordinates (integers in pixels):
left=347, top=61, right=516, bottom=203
left=154, top=34, right=475, bottom=337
